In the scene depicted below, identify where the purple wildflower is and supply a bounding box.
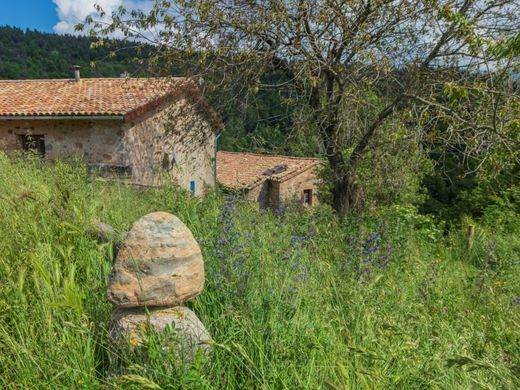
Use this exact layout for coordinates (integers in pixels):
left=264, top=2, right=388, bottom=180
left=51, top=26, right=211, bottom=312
left=214, top=195, right=250, bottom=297
left=343, top=225, right=393, bottom=283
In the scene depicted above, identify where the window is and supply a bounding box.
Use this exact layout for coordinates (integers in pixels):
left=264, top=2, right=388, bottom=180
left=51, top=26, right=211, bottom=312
left=303, top=189, right=313, bottom=205
left=20, top=135, right=46, bottom=156
left=162, top=153, right=171, bottom=170
left=190, top=180, right=196, bottom=196
left=161, top=151, right=176, bottom=170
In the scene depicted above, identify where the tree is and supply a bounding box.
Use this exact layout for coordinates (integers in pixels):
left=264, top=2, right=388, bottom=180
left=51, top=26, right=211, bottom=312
left=87, top=0, right=520, bottom=216
left=0, top=26, right=148, bottom=79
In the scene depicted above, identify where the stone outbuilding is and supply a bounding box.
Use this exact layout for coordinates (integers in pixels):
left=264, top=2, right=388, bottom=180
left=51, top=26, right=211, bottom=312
left=0, top=73, right=222, bottom=195
left=217, top=151, right=321, bottom=209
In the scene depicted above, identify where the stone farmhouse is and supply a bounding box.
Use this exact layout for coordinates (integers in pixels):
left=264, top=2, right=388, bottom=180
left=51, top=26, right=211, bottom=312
left=216, top=151, right=321, bottom=209
left=0, top=71, right=222, bottom=195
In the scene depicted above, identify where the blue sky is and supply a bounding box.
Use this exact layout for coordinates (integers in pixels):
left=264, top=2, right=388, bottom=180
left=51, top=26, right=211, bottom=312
left=0, top=1, right=151, bottom=35
left=0, top=1, right=58, bottom=32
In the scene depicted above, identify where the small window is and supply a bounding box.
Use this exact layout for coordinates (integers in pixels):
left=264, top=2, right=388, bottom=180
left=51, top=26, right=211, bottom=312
left=303, top=189, right=313, bottom=205
left=20, top=134, right=45, bottom=156
left=161, top=151, right=176, bottom=170
left=190, top=180, right=196, bottom=196
left=162, top=153, right=170, bottom=170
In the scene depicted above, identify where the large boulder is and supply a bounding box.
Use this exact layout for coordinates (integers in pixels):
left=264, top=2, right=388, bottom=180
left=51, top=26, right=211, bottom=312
left=107, top=212, right=204, bottom=308
left=110, top=306, right=212, bottom=360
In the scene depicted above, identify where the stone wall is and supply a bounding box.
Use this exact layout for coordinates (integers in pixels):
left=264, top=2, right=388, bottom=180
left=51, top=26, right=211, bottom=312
left=0, top=119, right=124, bottom=165
left=278, top=168, right=320, bottom=206
left=244, top=167, right=319, bottom=208
left=245, top=181, right=270, bottom=208
left=123, top=97, right=215, bottom=195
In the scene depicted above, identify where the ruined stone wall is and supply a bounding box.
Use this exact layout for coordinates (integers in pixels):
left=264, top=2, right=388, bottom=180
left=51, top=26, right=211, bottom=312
left=248, top=181, right=281, bottom=209
left=123, top=98, right=215, bottom=195
left=0, top=119, right=124, bottom=165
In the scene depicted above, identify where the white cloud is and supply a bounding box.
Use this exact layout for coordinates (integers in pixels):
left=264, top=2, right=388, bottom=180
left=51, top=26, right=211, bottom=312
left=52, top=0, right=151, bottom=35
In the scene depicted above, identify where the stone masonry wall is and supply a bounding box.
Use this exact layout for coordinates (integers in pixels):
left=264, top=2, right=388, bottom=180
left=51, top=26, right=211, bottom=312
left=245, top=167, right=319, bottom=209
left=0, top=119, right=124, bottom=165
left=245, top=181, right=270, bottom=208
left=122, top=98, right=215, bottom=194
left=278, top=168, right=320, bottom=206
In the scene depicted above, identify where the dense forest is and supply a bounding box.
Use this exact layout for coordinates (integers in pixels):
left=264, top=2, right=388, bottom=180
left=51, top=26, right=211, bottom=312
left=0, top=26, right=144, bottom=79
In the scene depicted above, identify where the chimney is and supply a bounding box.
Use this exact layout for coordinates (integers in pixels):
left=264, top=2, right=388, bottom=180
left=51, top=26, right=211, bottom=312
left=72, top=65, right=81, bottom=82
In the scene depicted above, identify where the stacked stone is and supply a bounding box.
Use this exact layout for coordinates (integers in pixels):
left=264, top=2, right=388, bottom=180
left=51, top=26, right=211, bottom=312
left=107, top=212, right=211, bottom=359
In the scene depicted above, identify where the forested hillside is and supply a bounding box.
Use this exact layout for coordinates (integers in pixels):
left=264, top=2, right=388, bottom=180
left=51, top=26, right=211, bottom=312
left=0, top=26, right=143, bottom=79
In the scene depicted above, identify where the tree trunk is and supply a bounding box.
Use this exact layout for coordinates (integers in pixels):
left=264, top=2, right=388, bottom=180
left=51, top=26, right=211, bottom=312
left=324, top=124, right=359, bottom=217
left=319, top=75, right=360, bottom=217
left=331, top=173, right=358, bottom=218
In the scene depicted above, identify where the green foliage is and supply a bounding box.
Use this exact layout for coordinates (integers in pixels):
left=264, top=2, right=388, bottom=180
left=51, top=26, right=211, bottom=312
left=0, top=156, right=518, bottom=388
left=356, top=123, right=431, bottom=210
left=0, top=26, right=145, bottom=79
left=420, top=83, right=520, bottom=223
left=217, top=71, right=307, bottom=155
left=491, top=32, right=520, bottom=59
left=420, top=149, right=479, bottom=221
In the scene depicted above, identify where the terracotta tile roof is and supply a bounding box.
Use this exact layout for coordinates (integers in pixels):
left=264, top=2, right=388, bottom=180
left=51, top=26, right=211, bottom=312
left=217, top=151, right=322, bottom=190
left=0, top=77, right=222, bottom=125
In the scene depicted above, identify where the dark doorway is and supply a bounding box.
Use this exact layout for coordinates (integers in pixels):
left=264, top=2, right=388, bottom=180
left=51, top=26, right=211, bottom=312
left=303, top=189, right=313, bottom=205
left=20, top=135, right=46, bottom=156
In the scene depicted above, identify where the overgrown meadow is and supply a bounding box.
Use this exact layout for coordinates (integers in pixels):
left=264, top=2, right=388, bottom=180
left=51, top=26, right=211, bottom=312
left=0, top=154, right=519, bottom=389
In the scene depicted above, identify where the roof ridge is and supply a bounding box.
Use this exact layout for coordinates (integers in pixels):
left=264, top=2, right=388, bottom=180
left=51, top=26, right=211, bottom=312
left=217, top=150, right=322, bottom=162
left=0, top=77, right=186, bottom=83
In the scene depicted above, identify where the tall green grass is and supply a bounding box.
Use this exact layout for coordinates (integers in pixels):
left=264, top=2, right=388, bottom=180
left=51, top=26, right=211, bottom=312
left=0, top=153, right=518, bottom=389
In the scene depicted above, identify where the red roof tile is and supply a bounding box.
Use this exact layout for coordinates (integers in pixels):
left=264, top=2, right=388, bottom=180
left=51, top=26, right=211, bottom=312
left=0, top=77, right=216, bottom=123
left=217, top=151, right=321, bottom=190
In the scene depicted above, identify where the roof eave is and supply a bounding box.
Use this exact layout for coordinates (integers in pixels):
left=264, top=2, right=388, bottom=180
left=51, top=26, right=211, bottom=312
left=268, top=162, right=322, bottom=184
left=0, top=115, right=125, bottom=121
left=218, top=179, right=264, bottom=192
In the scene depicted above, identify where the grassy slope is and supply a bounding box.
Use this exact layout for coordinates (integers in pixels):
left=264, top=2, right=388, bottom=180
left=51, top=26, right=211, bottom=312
left=0, top=154, right=518, bottom=389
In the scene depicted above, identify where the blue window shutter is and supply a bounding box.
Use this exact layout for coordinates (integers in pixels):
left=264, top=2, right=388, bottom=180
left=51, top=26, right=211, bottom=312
left=190, top=180, right=196, bottom=195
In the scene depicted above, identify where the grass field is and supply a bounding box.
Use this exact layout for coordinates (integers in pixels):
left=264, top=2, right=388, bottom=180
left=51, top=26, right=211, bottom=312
left=0, top=154, right=519, bottom=389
